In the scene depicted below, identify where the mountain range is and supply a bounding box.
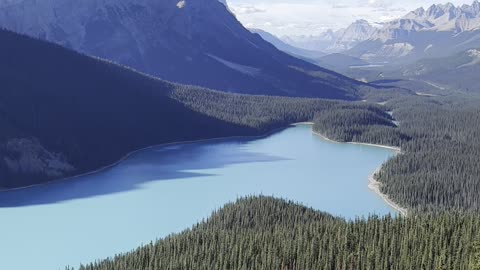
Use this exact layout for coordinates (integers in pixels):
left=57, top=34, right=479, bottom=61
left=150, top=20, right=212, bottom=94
left=250, top=29, right=325, bottom=61
left=346, top=1, right=480, bottom=64
left=0, top=0, right=364, bottom=99
left=280, top=1, right=480, bottom=66
left=283, top=20, right=377, bottom=53
left=394, top=47, right=480, bottom=92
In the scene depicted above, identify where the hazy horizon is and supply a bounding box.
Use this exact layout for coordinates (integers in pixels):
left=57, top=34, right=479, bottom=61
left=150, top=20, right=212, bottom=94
left=227, top=0, right=477, bottom=36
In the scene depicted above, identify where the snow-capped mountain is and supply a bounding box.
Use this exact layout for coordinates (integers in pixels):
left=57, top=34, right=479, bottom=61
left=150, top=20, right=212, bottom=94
left=0, top=0, right=363, bottom=99
left=373, top=1, right=480, bottom=41
left=347, top=1, right=480, bottom=63
left=283, top=20, right=376, bottom=53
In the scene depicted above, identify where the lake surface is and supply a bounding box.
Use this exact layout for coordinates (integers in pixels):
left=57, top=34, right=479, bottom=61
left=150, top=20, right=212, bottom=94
left=0, top=124, right=397, bottom=270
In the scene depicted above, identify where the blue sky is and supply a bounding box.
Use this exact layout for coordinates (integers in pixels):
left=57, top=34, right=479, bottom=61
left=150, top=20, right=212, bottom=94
left=226, top=0, right=476, bottom=36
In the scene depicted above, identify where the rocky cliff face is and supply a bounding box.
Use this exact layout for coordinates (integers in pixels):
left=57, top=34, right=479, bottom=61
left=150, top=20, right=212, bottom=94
left=346, top=1, right=480, bottom=64
left=332, top=20, right=376, bottom=51
left=374, top=0, right=480, bottom=42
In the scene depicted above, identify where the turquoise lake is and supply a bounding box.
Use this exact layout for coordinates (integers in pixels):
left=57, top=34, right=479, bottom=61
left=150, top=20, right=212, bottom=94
left=0, top=124, right=397, bottom=270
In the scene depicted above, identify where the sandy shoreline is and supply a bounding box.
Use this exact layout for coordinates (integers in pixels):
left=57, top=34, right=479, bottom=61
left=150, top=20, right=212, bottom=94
left=310, top=127, right=407, bottom=216
left=311, top=128, right=401, bottom=152
left=368, top=168, right=408, bottom=216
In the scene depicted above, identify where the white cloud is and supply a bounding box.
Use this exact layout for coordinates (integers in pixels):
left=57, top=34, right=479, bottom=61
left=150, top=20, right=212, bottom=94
left=230, top=4, right=266, bottom=14
left=363, top=0, right=393, bottom=8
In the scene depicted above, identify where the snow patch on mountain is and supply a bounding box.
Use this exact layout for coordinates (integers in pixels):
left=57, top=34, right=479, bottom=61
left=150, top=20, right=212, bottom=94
left=177, top=1, right=186, bottom=8
left=457, top=48, right=480, bottom=68
left=207, top=54, right=261, bottom=76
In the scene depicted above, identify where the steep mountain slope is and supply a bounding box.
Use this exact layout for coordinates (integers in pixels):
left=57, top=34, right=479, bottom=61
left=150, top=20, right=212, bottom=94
left=0, top=0, right=364, bottom=99
left=0, top=28, right=379, bottom=189
left=347, top=1, right=480, bottom=64
left=331, top=20, right=377, bottom=51
left=399, top=48, right=480, bottom=92
left=0, top=28, right=249, bottom=188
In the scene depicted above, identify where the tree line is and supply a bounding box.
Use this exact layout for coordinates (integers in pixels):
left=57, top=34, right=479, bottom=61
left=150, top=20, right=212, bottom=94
left=313, top=93, right=480, bottom=212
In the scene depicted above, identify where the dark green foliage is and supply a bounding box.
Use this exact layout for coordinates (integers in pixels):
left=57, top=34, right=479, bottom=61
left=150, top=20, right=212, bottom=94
left=313, top=104, right=410, bottom=146
left=0, top=28, right=388, bottom=189
left=377, top=95, right=480, bottom=212
left=171, top=86, right=338, bottom=131
left=471, top=235, right=480, bottom=270
left=0, top=28, right=249, bottom=188
left=77, top=196, right=480, bottom=270
left=314, top=93, right=480, bottom=212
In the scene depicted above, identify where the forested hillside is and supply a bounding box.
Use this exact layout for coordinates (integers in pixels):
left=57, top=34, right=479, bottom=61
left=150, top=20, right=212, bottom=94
left=0, top=0, right=369, bottom=99
left=313, top=93, right=480, bottom=212
left=73, top=196, right=480, bottom=270
left=313, top=104, right=408, bottom=146
left=0, top=28, right=242, bottom=188
left=0, top=28, right=388, bottom=189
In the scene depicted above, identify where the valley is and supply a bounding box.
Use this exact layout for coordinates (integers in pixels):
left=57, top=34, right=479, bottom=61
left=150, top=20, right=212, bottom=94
left=0, top=0, right=479, bottom=269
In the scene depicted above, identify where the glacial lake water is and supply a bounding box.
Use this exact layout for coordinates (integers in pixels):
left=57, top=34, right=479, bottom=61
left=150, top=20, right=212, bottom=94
left=0, top=124, right=397, bottom=270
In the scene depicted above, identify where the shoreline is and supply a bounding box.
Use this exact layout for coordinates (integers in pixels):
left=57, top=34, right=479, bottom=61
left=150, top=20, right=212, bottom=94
left=0, top=125, right=292, bottom=193
left=310, top=128, right=401, bottom=152
left=1, top=122, right=408, bottom=217
left=368, top=168, right=408, bottom=216
left=310, top=128, right=407, bottom=216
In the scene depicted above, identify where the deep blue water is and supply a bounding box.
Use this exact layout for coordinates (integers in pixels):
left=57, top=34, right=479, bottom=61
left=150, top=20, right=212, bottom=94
left=0, top=124, right=397, bottom=270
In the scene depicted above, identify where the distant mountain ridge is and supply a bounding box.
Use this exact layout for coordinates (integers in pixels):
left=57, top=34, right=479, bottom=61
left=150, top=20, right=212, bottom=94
left=249, top=29, right=325, bottom=61
left=398, top=47, right=480, bottom=92
left=0, top=0, right=363, bottom=99
left=282, top=1, right=480, bottom=64
left=282, top=20, right=377, bottom=53
left=371, top=1, right=480, bottom=42
left=346, top=1, right=480, bottom=63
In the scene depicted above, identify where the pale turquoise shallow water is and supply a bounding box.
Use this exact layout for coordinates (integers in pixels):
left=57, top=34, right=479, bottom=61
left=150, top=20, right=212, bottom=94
left=0, top=124, right=397, bottom=270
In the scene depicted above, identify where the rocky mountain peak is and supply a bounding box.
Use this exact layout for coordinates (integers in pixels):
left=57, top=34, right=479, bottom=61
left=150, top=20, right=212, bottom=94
left=410, top=7, right=426, bottom=17
left=395, top=1, right=480, bottom=33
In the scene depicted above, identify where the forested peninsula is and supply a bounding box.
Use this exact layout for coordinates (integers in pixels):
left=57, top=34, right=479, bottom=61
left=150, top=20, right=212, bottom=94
left=72, top=196, right=480, bottom=270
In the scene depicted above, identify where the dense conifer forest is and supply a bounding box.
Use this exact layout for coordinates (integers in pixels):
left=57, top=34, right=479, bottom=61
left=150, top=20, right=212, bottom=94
left=71, top=196, right=480, bottom=270
left=0, top=28, right=387, bottom=188
left=313, top=93, right=480, bottom=212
